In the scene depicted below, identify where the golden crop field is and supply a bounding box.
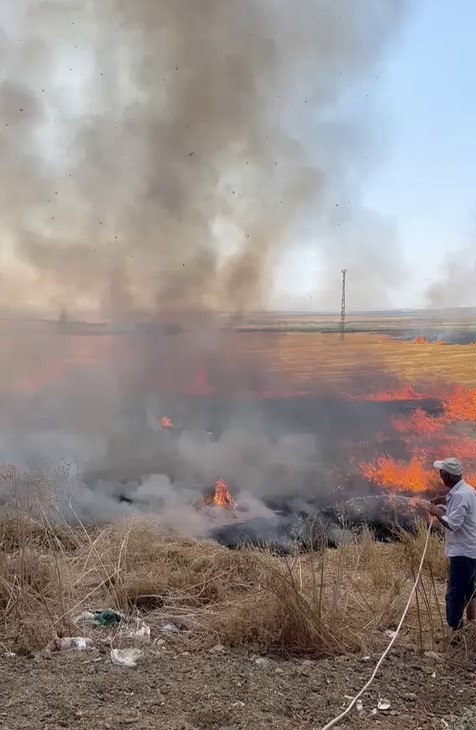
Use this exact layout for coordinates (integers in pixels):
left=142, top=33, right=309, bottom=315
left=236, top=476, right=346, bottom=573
left=0, top=321, right=475, bottom=396
left=236, top=332, right=476, bottom=388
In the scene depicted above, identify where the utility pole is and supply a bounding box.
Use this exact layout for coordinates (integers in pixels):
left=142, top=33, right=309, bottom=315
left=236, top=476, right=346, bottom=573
left=340, top=269, right=347, bottom=342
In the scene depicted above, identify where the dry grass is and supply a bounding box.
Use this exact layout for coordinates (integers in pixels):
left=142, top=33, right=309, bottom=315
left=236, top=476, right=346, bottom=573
left=0, top=510, right=453, bottom=658
left=164, top=330, right=476, bottom=391
left=2, top=331, right=476, bottom=397
left=261, top=333, right=476, bottom=388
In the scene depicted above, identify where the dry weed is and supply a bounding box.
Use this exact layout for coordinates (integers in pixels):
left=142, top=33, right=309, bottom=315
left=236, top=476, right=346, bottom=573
left=0, top=512, right=452, bottom=657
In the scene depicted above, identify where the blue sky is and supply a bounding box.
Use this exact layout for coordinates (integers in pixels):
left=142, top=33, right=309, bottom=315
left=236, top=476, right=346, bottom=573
left=365, top=0, right=476, bottom=305
left=276, top=0, right=476, bottom=310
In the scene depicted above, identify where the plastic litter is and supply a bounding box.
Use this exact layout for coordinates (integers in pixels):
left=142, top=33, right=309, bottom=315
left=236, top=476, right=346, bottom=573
left=162, top=622, right=180, bottom=634
left=356, top=700, right=363, bottom=713
left=377, top=698, right=391, bottom=711
left=49, top=637, right=94, bottom=652
left=384, top=629, right=397, bottom=639
left=126, top=622, right=151, bottom=641
left=75, top=609, right=124, bottom=628
left=73, top=637, right=92, bottom=651
left=110, top=648, right=143, bottom=668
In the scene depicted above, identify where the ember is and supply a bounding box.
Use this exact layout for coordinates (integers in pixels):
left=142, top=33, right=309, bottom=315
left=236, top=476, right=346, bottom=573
left=160, top=417, right=174, bottom=430
left=203, top=479, right=236, bottom=509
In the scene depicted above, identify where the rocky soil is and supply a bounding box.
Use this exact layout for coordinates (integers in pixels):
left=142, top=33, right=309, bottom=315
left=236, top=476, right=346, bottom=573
left=1, top=642, right=475, bottom=730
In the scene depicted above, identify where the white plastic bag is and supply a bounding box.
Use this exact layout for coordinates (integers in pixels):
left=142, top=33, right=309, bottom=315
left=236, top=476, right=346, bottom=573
left=110, top=648, right=143, bottom=668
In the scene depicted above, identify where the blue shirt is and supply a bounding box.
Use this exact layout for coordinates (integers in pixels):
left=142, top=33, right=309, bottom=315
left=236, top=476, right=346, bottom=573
left=442, top=480, right=476, bottom=559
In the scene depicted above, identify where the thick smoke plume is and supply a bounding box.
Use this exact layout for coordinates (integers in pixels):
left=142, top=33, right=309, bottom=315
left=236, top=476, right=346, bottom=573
left=1, top=0, right=405, bottom=313
left=0, top=336, right=406, bottom=534
left=0, top=1, right=407, bottom=532
left=426, top=245, right=476, bottom=309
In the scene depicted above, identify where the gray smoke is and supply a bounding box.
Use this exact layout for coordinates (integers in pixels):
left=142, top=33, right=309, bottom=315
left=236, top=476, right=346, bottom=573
left=426, top=245, right=476, bottom=309
left=0, top=1, right=408, bottom=531
left=1, top=0, right=406, bottom=314
left=0, top=341, right=401, bottom=534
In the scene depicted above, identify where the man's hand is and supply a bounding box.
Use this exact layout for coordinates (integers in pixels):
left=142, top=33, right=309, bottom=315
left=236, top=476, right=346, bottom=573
left=427, top=503, right=445, bottom=518
left=425, top=502, right=452, bottom=529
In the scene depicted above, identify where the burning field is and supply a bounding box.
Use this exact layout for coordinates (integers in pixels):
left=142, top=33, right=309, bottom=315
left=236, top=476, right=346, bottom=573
left=0, top=0, right=473, bottom=551
left=2, top=0, right=476, bottom=723
left=1, top=318, right=476, bottom=728
left=0, top=322, right=475, bottom=550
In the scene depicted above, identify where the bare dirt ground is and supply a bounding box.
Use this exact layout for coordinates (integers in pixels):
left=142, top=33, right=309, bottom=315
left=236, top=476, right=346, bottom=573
left=1, top=515, right=475, bottom=730
left=1, top=643, right=475, bottom=730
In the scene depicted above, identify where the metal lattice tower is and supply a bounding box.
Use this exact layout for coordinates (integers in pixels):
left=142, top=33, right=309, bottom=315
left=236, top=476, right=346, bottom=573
left=340, top=269, right=347, bottom=341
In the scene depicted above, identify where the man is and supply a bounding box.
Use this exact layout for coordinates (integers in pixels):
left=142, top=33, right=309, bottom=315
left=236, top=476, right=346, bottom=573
left=428, top=458, right=476, bottom=634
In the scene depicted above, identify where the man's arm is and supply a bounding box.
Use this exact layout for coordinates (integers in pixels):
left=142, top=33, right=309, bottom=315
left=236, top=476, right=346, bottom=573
left=429, top=494, right=469, bottom=532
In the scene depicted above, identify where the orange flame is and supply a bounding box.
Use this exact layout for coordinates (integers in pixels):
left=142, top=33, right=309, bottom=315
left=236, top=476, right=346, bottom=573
left=360, top=383, right=476, bottom=494
left=441, top=436, right=476, bottom=461
left=360, top=455, right=438, bottom=493
left=391, top=409, right=445, bottom=435
left=413, top=337, right=444, bottom=345
left=443, top=386, right=476, bottom=422
left=203, top=478, right=236, bottom=509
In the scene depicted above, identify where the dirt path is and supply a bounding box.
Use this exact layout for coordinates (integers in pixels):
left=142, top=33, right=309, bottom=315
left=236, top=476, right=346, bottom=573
left=0, top=644, right=474, bottom=730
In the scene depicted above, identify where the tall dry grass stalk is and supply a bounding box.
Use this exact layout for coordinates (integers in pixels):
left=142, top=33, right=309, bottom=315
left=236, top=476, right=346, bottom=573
left=0, top=502, right=451, bottom=657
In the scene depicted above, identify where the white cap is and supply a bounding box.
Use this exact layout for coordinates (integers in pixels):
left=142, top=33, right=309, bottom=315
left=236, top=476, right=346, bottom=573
left=433, top=458, right=463, bottom=476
